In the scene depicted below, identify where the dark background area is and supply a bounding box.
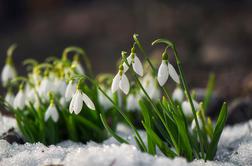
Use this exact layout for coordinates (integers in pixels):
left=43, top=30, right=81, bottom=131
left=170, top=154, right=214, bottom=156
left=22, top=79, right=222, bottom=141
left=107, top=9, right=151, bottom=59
left=0, top=0, right=252, bottom=101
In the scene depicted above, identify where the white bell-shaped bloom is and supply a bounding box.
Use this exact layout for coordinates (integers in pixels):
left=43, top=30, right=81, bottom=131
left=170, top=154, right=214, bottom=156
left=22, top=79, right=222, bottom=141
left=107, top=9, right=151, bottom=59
left=60, top=97, right=67, bottom=106
left=1, top=64, right=16, bottom=86
left=13, top=89, right=26, bottom=110
left=26, top=89, right=36, bottom=104
left=172, top=87, right=184, bottom=103
left=157, top=60, right=179, bottom=86
left=69, top=90, right=95, bottom=114
left=44, top=103, right=59, bottom=122
left=126, top=94, right=141, bottom=111
left=54, top=79, right=67, bottom=96
left=5, top=92, right=15, bottom=105
left=182, top=100, right=200, bottom=117
left=111, top=72, right=130, bottom=95
left=123, top=53, right=143, bottom=76
left=38, top=77, right=54, bottom=100
left=98, top=89, right=113, bottom=110
left=141, top=74, right=161, bottom=100
left=65, top=80, right=77, bottom=101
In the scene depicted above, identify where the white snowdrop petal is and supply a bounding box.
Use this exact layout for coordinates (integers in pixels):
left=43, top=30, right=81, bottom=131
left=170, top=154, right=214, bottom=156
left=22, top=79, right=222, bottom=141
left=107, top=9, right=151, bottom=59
left=98, top=89, right=113, bottom=110
left=172, top=88, right=184, bottom=102
left=122, top=55, right=132, bottom=73
left=14, top=90, right=26, bottom=110
left=69, top=92, right=77, bottom=113
left=73, top=91, right=83, bottom=114
left=65, top=81, right=76, bottom=101
left=81, top=92, right=95, bottom=110
left=119, top=74, right=130, bottom=95
left=132, top=55, right=143, bottom=77
left=111, top=73, right=120, bottom=93
left=51, top=106, right=59, bottom=122
left=44, top=107, right=51, bottom=122
left=182, top=100, right=200, bottom=117
left=126, top=94, right=140, bottom=111
left=157, top=61, right=169, bottom=86
left=168, top=63, right=180, bottom=84
left=1, top=65, right=16, bottom=85
left=182, top=101, right=193, bottom=117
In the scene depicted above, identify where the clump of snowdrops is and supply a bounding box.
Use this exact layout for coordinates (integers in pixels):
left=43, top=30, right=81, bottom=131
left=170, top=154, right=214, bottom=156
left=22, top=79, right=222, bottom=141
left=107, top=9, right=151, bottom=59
left=0, top=45, right=118, bottom=145
left=97, top=34, right=228, bottom=161
left=0, top=34, right=228, bottom=161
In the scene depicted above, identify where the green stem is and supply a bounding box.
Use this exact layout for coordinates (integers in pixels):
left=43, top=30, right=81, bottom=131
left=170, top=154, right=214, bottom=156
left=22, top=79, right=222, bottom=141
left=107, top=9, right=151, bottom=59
left=123, top=54, right=179, bottom=154
left=171, top=45, right=205, bottom=157
left=133, top=34, right=175, bottom=109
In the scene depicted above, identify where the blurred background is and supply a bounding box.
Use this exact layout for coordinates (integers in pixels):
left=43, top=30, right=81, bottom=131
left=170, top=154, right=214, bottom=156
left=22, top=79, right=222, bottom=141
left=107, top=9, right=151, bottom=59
left=0, top=0, right=252, bottom=122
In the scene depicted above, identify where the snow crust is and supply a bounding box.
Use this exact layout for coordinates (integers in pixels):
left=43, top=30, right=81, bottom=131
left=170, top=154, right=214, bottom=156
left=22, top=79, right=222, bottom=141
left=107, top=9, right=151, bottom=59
left=0, top=115, right=251, bottom=166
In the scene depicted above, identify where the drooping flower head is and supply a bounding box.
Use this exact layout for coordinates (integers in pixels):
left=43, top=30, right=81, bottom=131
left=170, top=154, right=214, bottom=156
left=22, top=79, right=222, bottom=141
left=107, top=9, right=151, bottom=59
left=1, top=44, right=17, bottom=86
left=123, top=46, right=143, bottom=77
left=44, top=93, right=59, bottom=122
left=141, top=73, right=161, bottom=101
left=157, top=51, right=180, bottom=86
left=65, top=80, right=77, bottom=101
left=111, top=64, right=130, bottom=95
left=69, top=80, right=95, bottom=114
left=172, top=87, right=184, bottom=103
left=13, top=84, right=26, bottom=110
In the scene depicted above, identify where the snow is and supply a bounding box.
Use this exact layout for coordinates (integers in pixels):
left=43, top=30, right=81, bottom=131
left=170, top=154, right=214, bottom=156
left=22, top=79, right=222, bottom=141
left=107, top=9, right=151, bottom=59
left=0, top=115, right=16, bottom=136
left=0, top=115, right=251, bottom=166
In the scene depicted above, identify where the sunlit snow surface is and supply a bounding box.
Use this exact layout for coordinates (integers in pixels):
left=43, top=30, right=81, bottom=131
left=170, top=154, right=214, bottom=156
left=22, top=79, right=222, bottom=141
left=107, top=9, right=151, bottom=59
left=0, top=115, right=251, bottom=166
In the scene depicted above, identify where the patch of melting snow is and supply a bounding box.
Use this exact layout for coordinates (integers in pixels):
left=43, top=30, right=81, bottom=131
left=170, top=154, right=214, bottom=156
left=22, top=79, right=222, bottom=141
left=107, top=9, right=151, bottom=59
left=0, top=115, right=251, bottom=166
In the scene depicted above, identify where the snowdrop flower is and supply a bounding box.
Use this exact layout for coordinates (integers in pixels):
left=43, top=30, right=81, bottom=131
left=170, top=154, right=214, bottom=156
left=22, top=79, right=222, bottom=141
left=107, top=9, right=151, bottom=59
left=65, top=80, right=77, bottom=101
left=141, top=74, right=161, bottom=100
left=72, top=55, right=85, bottom=74
left=5, top=91, right=15, bottom=105
left=44, top=102, right=59, bottom=122
left=122, top=48, right=143, bottom=76
left=1, top=56, right=16, bottom=86
left=69, top=89, right=95, bottom=114
left=38, top=77, right=54, bottom=100
left=60, top=97, right=67, bottom=106
left=98, top=89, right=113, bottom=110
left=182, top=100, right=200, bottom=117
left=54, top=78, right=67, bottom=96
left=13, top=88, right=26, bottom=110
left=172, top=87, right=184, bottom=102
left=111, top=65, right=130, bottom=95
left=26, top=88, right=36, bottom=104
left=157, top=52, right=179, bottom=86
left=126, top=93, right=141, bottom=111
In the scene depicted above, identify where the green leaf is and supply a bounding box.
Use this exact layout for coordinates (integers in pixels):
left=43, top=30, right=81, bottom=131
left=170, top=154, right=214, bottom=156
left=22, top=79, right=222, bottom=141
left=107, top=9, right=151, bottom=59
left=206, top=102, right=228, bottom=160
left=173, top=107, right=193, bottom=160
left=139, top=99, right=156, bottom=155
left=100, top=113, right=129, bottom=144
left=203, top=73, right=215, bottom=111
left=142, top=122, right=176, bottom=158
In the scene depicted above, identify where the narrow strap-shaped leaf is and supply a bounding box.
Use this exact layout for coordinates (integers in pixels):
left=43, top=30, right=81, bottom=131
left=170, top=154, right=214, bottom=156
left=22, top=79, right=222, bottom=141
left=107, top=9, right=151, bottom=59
left=206, top=102, right=228, bottom=160
left=139, top=100, right=156, bottom=154
left=142, top=122, right=177, bottom=158
left=173, top=107, right=193, bottom=160
left=203, top=73, right=215, bottom=111
left=100, top=113, right=129, bottom=144
left=75, top=115, right=104, bottom=134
